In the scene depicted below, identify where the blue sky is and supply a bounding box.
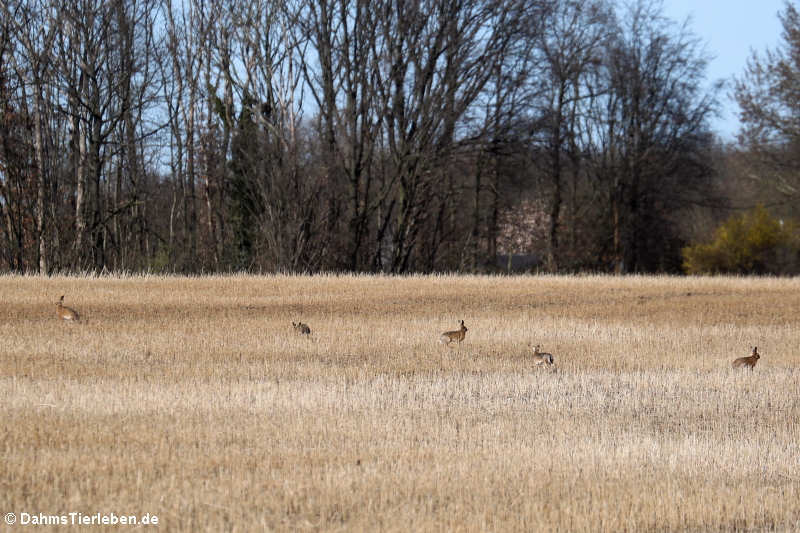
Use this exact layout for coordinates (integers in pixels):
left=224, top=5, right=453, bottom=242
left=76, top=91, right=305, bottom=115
left=661, top=0, right=786, bottom=139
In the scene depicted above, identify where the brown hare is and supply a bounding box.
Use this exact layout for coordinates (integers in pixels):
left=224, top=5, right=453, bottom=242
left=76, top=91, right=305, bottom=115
left=292, top=321, right=311, bottom=335
left=439, top=320, right=468, bottom=346
left=732, top=346, right=760, bottom=370
left=56, top=295, right=80, bottom=322
left=531, top=344, right=555, bottom=366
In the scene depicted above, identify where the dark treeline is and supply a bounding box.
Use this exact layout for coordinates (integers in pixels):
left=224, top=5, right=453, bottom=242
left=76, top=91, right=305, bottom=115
left=0, top=0, right=789, bottom=274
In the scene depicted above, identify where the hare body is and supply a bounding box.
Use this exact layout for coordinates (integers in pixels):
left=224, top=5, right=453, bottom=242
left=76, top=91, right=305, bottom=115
left=531, top=344, right=555, bottom=366
left=439, top=320, right=467, bottom=346
left=732, top=346, right=760, bottom=370
left=56, top=295, right=80, bottom=322
left=292, top=321, right=311, bottom=335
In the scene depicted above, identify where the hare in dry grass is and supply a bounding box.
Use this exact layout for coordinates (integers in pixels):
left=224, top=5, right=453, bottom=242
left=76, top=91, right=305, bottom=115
left=732, top=346, right=760, bottom=370
left=56, top=295, right=80, bottom=322
left=439, top=320, right=467, bottom=346
left=292, top=321, right=311, bottom=335
left=531, top=344, right=555, bottom=366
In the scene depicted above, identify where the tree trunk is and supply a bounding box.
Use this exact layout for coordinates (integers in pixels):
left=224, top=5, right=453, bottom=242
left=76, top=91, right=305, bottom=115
left=32, top=87, right=47, bottom=273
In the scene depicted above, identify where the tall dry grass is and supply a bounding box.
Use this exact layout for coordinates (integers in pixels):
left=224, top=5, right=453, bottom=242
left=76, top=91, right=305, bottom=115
left=1, top=274, right=799, bottom=531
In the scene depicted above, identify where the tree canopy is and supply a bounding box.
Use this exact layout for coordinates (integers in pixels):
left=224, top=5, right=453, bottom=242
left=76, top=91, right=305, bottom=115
left=0, top=0, right=729, bottom=274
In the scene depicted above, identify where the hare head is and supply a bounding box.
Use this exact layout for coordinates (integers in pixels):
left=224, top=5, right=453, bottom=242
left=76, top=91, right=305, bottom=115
left=293, top=321, right=311, bottom=335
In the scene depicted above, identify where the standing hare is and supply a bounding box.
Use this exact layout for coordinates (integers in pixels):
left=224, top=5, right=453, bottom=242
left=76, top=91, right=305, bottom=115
left=56, top=295, right=80, bottom=322
left=292, top=321, right=311, bottom=335
left=732, top=346, right=760, bottom=370
left=439, top=320, right=468, bottom=346
left=531, top=344, right=555, bottom=366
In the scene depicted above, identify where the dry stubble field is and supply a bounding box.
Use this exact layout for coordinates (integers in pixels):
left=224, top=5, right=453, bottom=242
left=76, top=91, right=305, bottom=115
left=1, top=274, right=800, bottom=532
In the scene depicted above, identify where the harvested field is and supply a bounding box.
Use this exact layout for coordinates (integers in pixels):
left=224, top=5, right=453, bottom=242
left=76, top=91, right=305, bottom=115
left=2, top=274, right=799, bottom=531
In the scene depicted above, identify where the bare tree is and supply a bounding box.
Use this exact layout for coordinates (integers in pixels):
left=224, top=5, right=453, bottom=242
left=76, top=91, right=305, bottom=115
left=586, top=0, right=717, bottom=272
left=530, top=0, right=610, bottom=271
left=733, top=1, right=800, bottom=216
left=48, top=0, right=162, bottom=270
left=461, top=0, right=551, bottom=272
left=1, top=0, right=60, bottom=272
left=0, top=5, right=28, bottom=271
left=206, top=0, right=329, bottom=271
left=0, top=0, right=726, bottom=274
left=161, top=0, right=216, bottom=270
left=104, top=0, right=162, bottom=270
left=298, top=0, right=388, bottom=271
left=367, top=0, right=523, bottom=272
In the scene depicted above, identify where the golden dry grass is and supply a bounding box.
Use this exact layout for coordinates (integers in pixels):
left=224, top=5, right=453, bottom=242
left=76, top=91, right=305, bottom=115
left=1, top=274, right=799, bottom=531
